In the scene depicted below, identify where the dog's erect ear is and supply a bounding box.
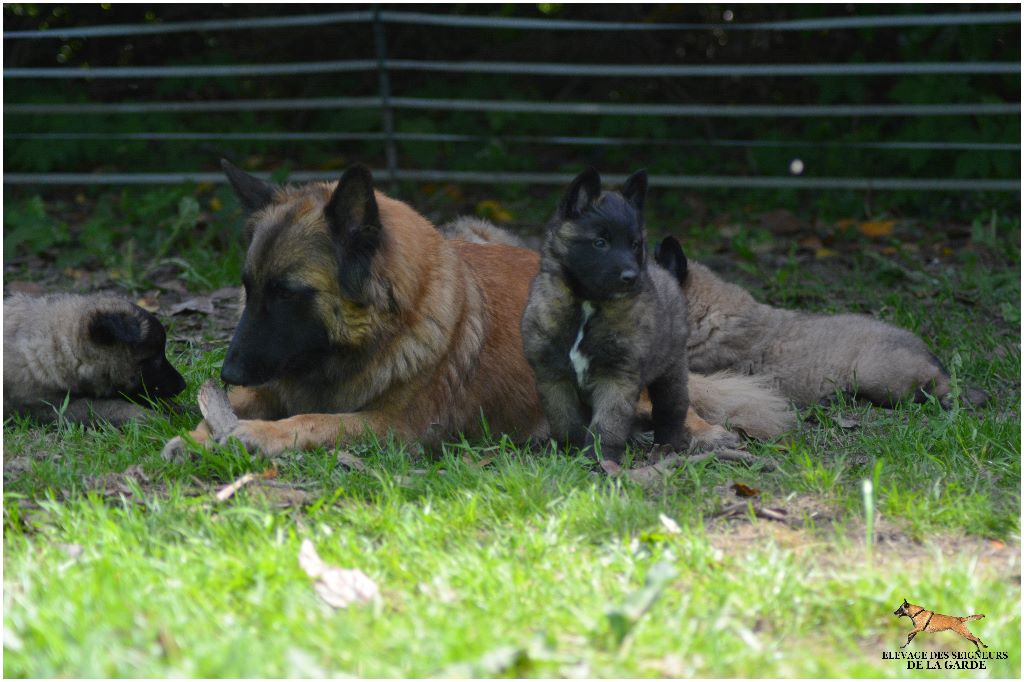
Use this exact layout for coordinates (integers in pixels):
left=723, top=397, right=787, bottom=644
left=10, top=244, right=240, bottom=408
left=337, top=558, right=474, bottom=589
left=89, top=310, right=143, bottom=346
left=655, top=236, right=688, bottom=286
left=221, top=158, right=276, bottom=214
left=621, top=169, right=648, bottom=216
left=325, top=164, right=382, bottom=245
left=558, top=167, right=602, bottom=222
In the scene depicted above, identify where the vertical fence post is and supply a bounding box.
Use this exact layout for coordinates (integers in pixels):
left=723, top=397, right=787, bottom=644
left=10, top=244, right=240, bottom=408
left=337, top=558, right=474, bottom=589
left=373, top=5, right=398, bottom=192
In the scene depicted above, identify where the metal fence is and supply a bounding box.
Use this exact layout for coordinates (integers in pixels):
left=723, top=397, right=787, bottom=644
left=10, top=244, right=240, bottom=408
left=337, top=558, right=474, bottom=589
left=3, top=7, right=1021, bottom=192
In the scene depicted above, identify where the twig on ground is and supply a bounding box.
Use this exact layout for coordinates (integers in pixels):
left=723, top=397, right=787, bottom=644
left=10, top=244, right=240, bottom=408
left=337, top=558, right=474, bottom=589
left=214, top=473, right=256, bottom=501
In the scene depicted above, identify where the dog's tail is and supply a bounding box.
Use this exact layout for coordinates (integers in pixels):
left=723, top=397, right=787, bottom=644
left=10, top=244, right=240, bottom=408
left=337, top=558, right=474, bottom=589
left=688, top=371, right=797, bottom=439
left=960, top=614, right=985, bottom=622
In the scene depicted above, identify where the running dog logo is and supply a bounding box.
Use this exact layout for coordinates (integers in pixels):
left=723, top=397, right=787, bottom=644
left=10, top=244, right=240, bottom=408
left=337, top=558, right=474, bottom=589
left=893, top=599, right=988, bottom=652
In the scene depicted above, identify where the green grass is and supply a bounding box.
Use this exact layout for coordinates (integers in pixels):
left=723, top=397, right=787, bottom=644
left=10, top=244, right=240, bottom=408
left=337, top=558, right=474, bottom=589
left=3, top=193, right=1021, bottom=677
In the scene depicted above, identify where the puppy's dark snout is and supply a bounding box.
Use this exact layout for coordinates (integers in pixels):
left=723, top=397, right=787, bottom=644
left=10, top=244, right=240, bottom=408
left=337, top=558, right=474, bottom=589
left=619, top=269, right=638, bottom=285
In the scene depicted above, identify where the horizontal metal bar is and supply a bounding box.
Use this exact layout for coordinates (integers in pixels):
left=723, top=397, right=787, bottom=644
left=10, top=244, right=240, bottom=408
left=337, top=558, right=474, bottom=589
left=3, top=10, right=1018, bottom=40
left=6, top=97, right=1019, bottom=118
left=2, top=11, right=373, bottom=39
left=5, top=131, right=1020, bottom=152
left=4, top=97, right=382, bottom=114
left=3, top=171, right=1018, bottom=192
left=3, top=60, right=377, bottom=79
left=6, top=59, right=1018, bottom=79
left=377, top=10, right=1023, bottom=32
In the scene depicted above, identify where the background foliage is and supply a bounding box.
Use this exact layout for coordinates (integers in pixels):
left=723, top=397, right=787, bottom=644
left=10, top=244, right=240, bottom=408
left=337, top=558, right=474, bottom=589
left=4, top=3, right=1020, bottom=220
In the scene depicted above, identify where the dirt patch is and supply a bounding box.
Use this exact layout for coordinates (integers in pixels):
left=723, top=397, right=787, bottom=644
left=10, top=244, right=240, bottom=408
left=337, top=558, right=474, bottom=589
left=704, top=487, right=1020, bottom=579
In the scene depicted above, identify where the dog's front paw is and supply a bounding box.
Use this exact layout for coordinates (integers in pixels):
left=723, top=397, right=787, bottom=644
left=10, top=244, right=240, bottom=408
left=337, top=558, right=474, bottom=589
left=219, top=419, right=296, bottom=456
left=688, top=423, right=742, bottom=453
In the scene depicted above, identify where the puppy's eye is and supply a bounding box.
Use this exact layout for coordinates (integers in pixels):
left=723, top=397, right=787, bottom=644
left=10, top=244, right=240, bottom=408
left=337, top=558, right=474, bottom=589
left=593, top=238, right=608, bottom=249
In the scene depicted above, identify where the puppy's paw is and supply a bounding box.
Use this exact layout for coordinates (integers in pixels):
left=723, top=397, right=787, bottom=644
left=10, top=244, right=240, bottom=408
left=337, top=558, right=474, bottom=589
left=161, top=435, right=188, bottom=463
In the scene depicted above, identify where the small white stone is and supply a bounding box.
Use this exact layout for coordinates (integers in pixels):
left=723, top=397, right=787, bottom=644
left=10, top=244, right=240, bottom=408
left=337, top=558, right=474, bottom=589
left=789, top=158, right=804, bottom=175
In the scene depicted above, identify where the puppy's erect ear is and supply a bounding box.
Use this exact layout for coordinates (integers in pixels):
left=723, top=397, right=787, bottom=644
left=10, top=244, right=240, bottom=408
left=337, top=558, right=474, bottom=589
left=655, top=236, right=688, bottom=286
left=325, top=164, right=382, bottom=246
left=88, top=311, right=143, bottom=346
left=221, top=158, right=276, bottom=214
left=558, top=167, right=602, bottom=221
left=621, top=169, right=648, bottom=216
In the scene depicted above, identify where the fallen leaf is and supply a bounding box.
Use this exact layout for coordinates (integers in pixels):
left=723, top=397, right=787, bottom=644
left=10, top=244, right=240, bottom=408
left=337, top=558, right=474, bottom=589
left=599, top=459, right=623, bottom=475
left=197, top=380, right=238, bottom=441
left=135, top=296, right=160, bottom=313
left=249, top=482, right=313, bottom=508
left=210, top=286, right=240, bottom=301
left=989, top=539, right=1006, bottom=550
left=814, top=247, right=837, bottom=259
left=461, top=453, right=493, bottom=468
left=334, top=450, right=368, bottom=472
left=836, top=415, right=860, bottom=429
left=858, top=220, right=895, bottom=238
left=154, top=278, right=188, bottom=295
left=658, top=513, right=681, bottom=534
left=605, top=561, right=678, bottom=647
left=298, top=539, right=378, bottom=609
left=168, top=296, right=215, bottom=316
left=732, top=482, right=761, bottom=497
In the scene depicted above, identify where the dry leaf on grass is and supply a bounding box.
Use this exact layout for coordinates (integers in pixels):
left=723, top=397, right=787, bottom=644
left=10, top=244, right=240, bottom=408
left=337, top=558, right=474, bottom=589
left=197, top=380, right=238, bottom=441
left=168, top=296, right=216, bottom=316
left=835, top=415, right=860, bottom=429
left=134, top=296, right=160, bottom=313
left=298, top=539, right=379, bottom=609
left=334, top=450, right=368, bottom=472
left=732, top=482, right=761, bottom=498
left=658, top=513, right=681, bottom=535
left=858, top=220, right=896, bottom=238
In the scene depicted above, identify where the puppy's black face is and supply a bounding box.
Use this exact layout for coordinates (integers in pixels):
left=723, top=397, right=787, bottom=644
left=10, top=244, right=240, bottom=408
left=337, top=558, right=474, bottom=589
left=557, top=194, right=646, bottom=301
left=134, top=318, right=187, bottom=399
left=88, top=308, right=187, bottom=400
left=893, top=599, right=910, bottom=617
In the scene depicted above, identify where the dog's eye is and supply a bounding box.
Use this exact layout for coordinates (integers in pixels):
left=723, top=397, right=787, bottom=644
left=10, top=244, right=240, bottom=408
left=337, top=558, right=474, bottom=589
left=269, top=281, right=298, bottom=300
left=632, top=240, right=642, bottom=252
left=593, top=238, right=608, bottom=250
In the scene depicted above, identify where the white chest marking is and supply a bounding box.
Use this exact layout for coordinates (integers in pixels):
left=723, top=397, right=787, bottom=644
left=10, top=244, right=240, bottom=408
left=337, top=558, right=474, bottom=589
left=569, top=301, right=595, bottom=386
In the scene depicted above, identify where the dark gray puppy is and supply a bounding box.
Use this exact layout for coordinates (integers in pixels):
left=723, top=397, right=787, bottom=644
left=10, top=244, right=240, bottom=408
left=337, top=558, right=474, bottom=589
left=521, top=168, right=691, bottom=463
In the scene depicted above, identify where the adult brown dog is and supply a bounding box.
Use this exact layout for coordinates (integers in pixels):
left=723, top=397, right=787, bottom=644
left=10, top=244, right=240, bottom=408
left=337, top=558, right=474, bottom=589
left=162, top=163, right=794, bottom=458
left=894, top=599, right=988, bottom=652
